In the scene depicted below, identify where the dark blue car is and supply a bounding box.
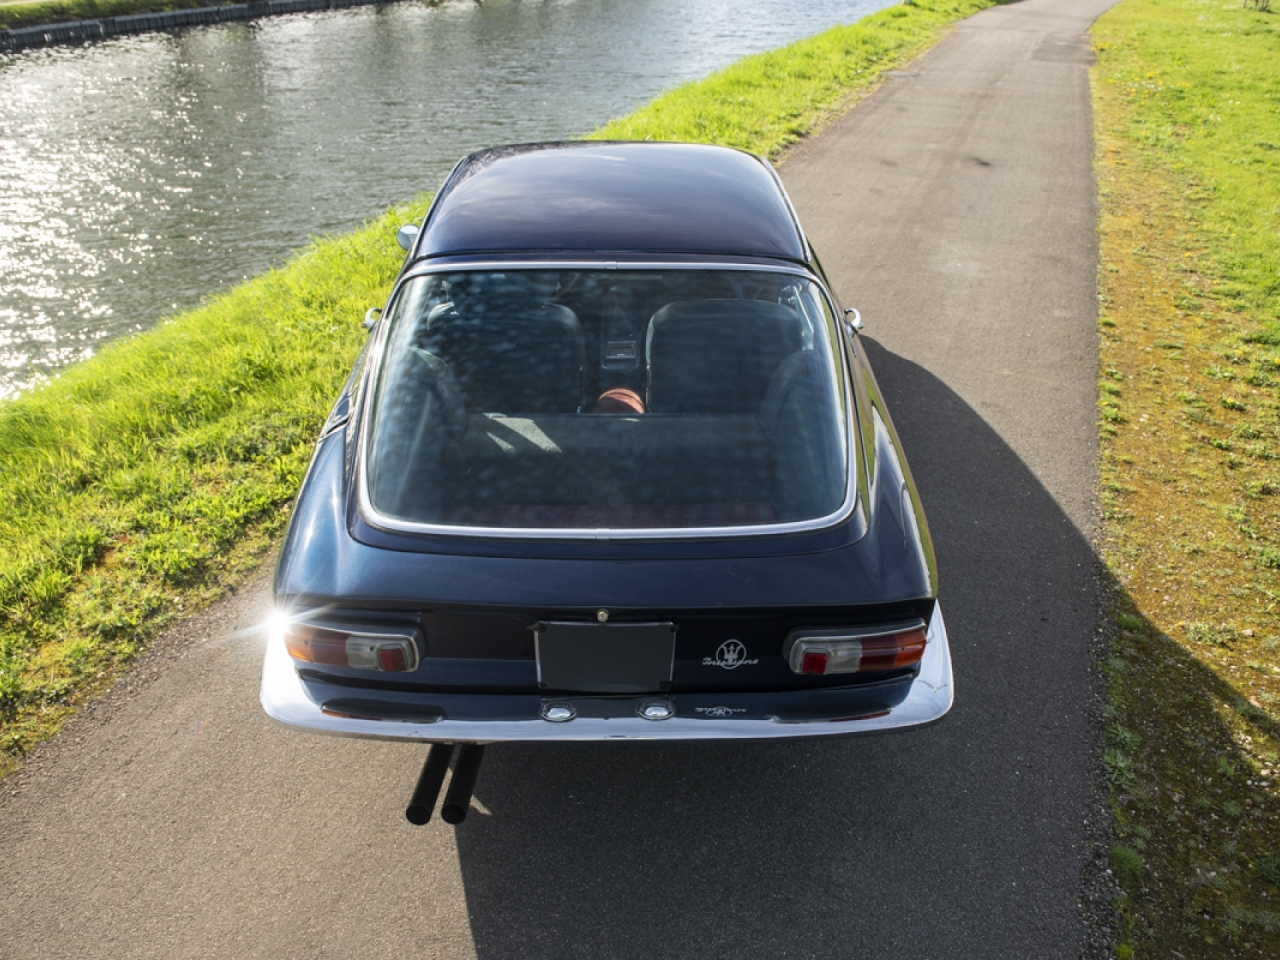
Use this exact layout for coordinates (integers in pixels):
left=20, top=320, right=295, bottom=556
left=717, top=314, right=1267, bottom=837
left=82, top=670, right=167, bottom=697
left=260, top=142, right=952, bottom=823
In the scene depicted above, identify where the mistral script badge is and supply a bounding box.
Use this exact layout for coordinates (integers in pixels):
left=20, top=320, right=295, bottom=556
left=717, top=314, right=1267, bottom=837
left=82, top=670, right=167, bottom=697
left=704, top=639, right=759, bottom=670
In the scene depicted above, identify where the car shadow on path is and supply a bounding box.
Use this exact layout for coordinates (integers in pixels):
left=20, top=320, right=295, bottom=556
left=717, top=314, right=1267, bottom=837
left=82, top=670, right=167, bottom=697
left=446, top=342, right=1107, bottom=960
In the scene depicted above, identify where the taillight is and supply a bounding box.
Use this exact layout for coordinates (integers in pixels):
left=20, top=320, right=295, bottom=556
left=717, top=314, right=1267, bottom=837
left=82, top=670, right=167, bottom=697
left=282, top=622, right=421, bottom=673
left=785, top=622, right=927, bottom=676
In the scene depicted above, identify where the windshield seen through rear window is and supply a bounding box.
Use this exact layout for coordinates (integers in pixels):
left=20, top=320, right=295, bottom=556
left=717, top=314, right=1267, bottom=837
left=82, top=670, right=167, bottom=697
left=364, top=268, right=848, bottom=533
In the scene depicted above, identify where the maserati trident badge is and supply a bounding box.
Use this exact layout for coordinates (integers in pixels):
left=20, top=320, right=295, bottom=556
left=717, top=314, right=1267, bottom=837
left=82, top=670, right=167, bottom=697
left=704, top=640, right=759, bottom=670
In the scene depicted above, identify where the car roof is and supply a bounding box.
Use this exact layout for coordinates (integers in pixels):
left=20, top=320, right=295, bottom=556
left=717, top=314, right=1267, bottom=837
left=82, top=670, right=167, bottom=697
left=411, top=142, right=809, bottom=264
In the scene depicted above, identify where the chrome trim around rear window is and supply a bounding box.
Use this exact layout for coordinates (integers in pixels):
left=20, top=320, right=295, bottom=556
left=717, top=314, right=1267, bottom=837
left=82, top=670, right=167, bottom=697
left=355, top=261, right=858, bottom=541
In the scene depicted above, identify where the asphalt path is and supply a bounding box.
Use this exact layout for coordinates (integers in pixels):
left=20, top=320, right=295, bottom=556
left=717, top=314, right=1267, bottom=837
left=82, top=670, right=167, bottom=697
left=0, top=0, right=1119, bottom=955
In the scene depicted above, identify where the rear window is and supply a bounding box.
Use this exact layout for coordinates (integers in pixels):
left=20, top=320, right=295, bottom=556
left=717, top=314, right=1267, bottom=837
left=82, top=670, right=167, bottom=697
left=363, top=268, right=849, bottom=533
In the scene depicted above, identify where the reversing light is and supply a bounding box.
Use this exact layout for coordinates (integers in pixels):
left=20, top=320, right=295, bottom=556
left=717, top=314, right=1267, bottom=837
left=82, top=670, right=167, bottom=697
left=785, top=621, right=927, bottom=676
left=541, top=702, right=576, bottom=722
left=639, top=700, right=674, bottom=721
left=283, top=622, right=421, bottom=673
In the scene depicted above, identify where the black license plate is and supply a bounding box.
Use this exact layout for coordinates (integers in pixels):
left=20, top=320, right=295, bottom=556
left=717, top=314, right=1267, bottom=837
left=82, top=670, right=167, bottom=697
left=535, top=622, right=675, bottom=693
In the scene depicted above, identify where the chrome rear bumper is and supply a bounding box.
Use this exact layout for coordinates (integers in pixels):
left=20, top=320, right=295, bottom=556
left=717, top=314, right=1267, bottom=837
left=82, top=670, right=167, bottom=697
left=260, top=605, right=953, bottom=742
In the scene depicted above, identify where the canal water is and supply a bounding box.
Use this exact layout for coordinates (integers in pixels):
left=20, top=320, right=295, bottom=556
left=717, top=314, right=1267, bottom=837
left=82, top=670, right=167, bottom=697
left=0, top=0, right=893, bottom=398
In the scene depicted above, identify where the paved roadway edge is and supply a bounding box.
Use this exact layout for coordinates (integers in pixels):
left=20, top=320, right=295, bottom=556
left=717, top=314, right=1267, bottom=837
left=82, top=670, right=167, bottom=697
left=2, top=8, right=1123, bottom=953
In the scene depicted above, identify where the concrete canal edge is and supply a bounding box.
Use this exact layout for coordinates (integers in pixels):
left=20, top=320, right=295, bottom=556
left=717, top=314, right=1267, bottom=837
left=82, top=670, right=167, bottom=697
left=0, top=0, right=409, bottom=52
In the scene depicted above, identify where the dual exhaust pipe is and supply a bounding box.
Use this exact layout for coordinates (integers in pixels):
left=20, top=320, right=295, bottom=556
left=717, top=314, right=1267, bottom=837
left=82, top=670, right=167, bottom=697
left=405, top=742, right=484, bottom=825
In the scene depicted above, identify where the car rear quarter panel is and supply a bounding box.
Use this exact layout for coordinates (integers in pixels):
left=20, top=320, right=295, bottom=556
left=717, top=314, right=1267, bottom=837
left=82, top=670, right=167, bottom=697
left=274, top=393, right=933, bottom=615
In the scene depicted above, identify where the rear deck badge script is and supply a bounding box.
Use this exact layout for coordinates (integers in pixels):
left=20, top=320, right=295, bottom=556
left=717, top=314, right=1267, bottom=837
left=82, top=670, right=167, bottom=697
left=695, top=706, right=747, bottom=717
left=704, top=640, right=758, bottom=670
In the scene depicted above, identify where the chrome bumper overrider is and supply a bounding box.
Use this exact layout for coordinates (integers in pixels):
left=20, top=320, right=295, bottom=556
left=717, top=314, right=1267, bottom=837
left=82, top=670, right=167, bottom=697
left=260, top=605, right=953, bottom=742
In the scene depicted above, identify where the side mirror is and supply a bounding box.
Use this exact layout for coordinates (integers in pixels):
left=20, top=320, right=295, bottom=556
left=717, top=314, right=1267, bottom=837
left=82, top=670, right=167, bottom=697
left=843, top=307, right=863, bottom=334
left=396, top=223, right=420, bottom=252
left=363, top=308, right=382, bottom=331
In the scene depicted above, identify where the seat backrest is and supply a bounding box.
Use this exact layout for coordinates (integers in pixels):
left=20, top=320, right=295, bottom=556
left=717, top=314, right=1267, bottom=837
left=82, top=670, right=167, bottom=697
left=645, top=299, right=805, bottom=414
left=367, top=347, right=468, bottom=518
left=421, top=274, right=585, bottom=413
left=759, top=349, right=844, bottom=520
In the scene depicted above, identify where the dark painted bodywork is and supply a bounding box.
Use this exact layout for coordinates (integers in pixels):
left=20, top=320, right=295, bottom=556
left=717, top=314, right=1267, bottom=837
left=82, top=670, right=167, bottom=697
left=269, top=143, right=940, bottom=730
left=410, top=142, right=811, bottom=264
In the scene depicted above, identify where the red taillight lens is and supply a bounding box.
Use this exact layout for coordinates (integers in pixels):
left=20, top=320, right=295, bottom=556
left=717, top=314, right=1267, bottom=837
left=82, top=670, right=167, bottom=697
left=377, top=645, right=410, bottom=672
left=787, top=623, right=927, bottom=676
left=282, top=623, right=420, bottom=673
left=801, top=651, right=829, bottom=675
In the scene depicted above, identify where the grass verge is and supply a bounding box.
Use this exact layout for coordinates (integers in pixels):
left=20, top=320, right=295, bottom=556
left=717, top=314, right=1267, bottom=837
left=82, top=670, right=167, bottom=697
left=2, top=0, right=250, bottom=31
left=589, top=0, right=999, bottom=155
left=0, top=200, right=429, bottom=774
left=1093, top=0, right=1280, bottom=955
left=0, top=0, right=998, bottom=776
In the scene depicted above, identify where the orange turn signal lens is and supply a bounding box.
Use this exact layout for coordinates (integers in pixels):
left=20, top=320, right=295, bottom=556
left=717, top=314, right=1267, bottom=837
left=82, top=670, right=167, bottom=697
left=857, top=627, right=928, bottom=671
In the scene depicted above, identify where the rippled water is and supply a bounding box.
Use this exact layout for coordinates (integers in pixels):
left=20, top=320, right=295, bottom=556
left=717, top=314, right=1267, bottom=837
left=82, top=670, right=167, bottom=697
left=0, top=0, right=892, bottom=397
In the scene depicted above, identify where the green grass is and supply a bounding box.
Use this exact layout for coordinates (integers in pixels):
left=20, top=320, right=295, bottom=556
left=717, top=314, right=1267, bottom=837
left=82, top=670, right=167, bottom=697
left=589, top=0, right=1001, bottom=156
left=0, top=0, right=454, bottom=31
left=1, top=0, right=239, bottom=30
left=0, top=0, right=1001, bottom=776
left=1093, top=0, right=1280, bottom=954
left=0, top=200, right=429, bottom=769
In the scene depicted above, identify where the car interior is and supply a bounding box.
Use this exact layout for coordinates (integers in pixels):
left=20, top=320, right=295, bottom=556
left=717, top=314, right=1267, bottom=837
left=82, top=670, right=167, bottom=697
left=366, top=269, right=848, bottom=529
